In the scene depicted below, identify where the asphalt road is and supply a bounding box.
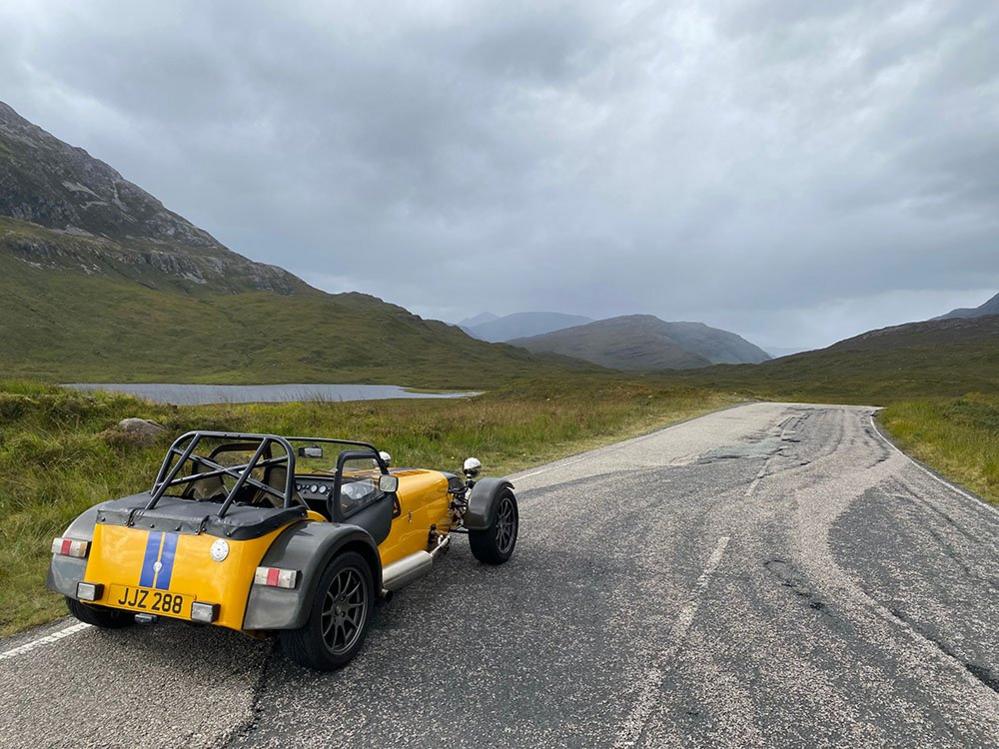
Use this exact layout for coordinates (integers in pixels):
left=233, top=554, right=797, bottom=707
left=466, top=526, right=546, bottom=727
left=2, top=403, right=998, bottom=748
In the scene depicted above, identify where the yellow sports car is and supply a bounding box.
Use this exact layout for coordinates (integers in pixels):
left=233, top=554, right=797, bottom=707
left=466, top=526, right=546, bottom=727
left=47, top=431, right=518, bottom=670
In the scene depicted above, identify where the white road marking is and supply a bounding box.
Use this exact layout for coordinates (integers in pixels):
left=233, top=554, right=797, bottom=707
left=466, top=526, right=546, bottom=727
left=614, top=535, right=731, bottom=749
left=870, top=416, right=999, bottom=520
left=745, top=464, right=767, bottom=496
left=0, top=622, right=91, bottom=662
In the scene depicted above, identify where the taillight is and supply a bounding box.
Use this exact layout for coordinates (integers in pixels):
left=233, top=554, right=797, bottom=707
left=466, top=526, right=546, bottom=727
left=254, top=566, right=298, bottom=589
left=52, top=537, right=89, bottom=558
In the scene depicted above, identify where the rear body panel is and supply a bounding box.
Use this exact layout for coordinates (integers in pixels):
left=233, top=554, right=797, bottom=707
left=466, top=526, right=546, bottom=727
left=55, top=465, right=457, bottom=634
left=83, top=522, right=288, bottom=630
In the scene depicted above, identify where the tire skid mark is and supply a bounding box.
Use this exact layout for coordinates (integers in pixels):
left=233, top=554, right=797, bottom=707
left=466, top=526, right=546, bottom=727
left=886, top=607, right=999, bottom=695
left=891, top=494, right=999, bottom=592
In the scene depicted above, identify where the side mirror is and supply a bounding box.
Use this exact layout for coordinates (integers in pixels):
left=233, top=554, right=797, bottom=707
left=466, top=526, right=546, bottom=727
left=379, top=474, right=399, bottom=493
left=463, top=457, right=482, bottom=479
left=298, top=446, right=324, bottom=459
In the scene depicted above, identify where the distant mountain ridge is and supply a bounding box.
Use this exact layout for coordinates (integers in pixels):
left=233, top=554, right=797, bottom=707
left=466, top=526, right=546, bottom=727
left=464, top=311, right=593, bottom=342
left=457, top=312, right=499, bottom=329
left=935, top=292, right=999, bottom=320
left=0, top=100, right=572, bottom=386
left=509, top=314, right=771, bottom=371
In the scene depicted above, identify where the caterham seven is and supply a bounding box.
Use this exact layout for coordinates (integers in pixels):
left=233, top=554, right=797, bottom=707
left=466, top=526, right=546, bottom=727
left=47, top=431, right=519, bottom=670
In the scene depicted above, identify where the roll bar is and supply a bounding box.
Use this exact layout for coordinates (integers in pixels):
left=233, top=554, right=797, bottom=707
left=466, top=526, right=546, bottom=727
left=147, top=431, right=387, bottom=516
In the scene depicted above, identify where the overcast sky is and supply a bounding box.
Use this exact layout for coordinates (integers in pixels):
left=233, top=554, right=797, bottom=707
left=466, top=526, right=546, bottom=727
left=2, top=1, right=997, bottom=349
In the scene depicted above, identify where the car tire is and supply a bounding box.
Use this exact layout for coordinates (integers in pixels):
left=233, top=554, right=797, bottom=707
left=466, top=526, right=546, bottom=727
left=65, top=596, right=134, bottom=628
left=469, top=489, right=518, bottom=565
left=279, top=551, right=374, bottom=671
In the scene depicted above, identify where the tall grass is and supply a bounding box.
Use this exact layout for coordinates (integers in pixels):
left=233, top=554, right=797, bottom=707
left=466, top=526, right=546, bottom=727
left=880, top=393, right=998, bottom=507
left=0, top=378, right=735, bottom=635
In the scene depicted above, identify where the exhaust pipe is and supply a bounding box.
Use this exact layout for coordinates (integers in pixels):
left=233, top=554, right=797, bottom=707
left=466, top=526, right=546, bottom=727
left=382, top=536, right=451, bottom=595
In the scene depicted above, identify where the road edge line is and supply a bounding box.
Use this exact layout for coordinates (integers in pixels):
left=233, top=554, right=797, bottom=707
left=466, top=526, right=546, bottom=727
left=0, top=621, right=91, bottom=662
left=869, top=415, right=999, bottom=520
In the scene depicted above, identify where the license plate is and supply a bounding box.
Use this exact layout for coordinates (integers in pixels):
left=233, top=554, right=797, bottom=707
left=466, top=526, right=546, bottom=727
left=107, top=585, right=192, bottom=618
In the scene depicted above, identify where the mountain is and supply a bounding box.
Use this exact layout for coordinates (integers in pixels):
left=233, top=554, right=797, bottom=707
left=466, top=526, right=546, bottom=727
left=652, top=321, right=772, bottom=364
left=509, top=315, right=770, bottom=371
left=0, top=101, right=572, bottom=387
left=765, top=346, right=812, bottom=358
left=935, top=292, right=999, bottom=320
left=0, top=102, right=301, bottom=295
left=466, top=312, right=593, bottom=342
left=457, top=312, right=499, bottom=329
left=678, top=314, right=999, bottom=403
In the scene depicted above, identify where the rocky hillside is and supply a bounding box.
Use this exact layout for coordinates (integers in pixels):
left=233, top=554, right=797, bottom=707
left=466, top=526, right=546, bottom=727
left=509, top=314, right=770, bottom=371
left=0, top=101, right=577, bottom=387
left=0, top=101, right=299, bottom=294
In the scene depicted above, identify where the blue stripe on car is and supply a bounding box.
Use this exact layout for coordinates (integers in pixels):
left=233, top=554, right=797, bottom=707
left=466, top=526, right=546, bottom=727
left=139, top=531, right=163, bottom=587
left=154, top=532, right=179, bottom=590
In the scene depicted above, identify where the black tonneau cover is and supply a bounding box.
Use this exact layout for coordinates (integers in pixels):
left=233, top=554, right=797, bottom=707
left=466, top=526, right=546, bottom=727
left=96, top=493, right=306, bottom=540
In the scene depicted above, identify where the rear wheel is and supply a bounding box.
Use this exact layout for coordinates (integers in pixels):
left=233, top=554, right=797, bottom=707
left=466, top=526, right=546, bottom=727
left=279, top=551, right=373, bottom=671
left=65, top=597, right=134, bottom=628
left=469, top=490, right=518, bottom=565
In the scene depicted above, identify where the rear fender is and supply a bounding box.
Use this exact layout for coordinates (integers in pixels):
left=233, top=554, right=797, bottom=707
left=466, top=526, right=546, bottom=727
left=242, top=521, right=381, bottom=631
left=464, top=478, right=514, bottom=531
left=46, top=503, right=109, bottom=599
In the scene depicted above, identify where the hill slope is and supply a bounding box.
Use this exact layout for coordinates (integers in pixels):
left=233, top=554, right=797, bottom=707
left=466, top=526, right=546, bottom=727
left=678, top=315, right=999, bottom=403
left=510, top=315, right=770, bottom=371
left=936, top=291, right=999, bottom=320
left=0, top=101, right=571, bottom=387
left=465, top=311, right=594, bottom=342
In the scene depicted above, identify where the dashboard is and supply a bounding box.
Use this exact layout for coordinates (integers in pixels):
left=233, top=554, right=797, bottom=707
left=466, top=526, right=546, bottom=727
left=294, top=477, right=335, bottom=502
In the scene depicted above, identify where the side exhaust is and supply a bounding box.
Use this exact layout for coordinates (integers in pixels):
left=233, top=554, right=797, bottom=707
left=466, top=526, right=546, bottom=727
left=381, top=535, right=450, bottom=595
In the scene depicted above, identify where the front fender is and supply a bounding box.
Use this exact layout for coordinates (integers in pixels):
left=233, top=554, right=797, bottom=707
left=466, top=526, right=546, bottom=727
left=464, top=477, right=515, bottom=531
left=46, top=502, right=112, bottom=599
left=242, top=521, right=381, bottom=631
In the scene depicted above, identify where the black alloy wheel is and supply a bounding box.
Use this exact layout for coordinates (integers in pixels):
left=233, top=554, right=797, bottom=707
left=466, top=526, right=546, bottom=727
left=469, top=490, right=519, bottom=565
left=279, top=551, right=374, bottom=671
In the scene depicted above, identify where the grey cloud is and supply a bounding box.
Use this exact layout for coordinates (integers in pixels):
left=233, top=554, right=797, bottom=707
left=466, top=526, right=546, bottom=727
left=1, top=0, right=996, bottom=349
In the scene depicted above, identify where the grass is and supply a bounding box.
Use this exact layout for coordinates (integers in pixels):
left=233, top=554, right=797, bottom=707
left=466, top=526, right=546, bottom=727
left=0, top=377, right=735, bottom=636
left=879, top=393, right=999, bottom=507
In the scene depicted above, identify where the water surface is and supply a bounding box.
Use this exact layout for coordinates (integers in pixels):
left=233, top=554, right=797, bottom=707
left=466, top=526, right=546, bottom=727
left=64, top=383, right=480, bottom=406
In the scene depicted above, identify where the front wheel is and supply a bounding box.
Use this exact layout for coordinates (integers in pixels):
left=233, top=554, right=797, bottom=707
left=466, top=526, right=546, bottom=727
left=469, top=490, right=519, bottom=565
left=279, top=551, right=374, bottom=671
left=65, top=597, right=134, bottom=628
